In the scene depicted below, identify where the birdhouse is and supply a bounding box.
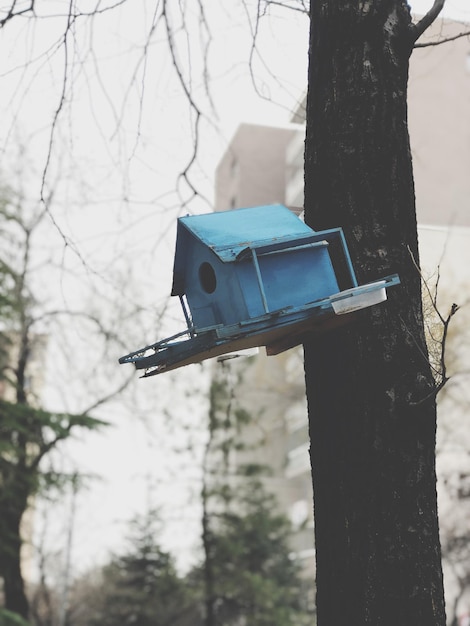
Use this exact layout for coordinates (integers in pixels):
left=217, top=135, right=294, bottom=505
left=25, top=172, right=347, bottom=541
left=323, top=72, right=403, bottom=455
left=120, top=204, right=399, bottom=376
left=171, top=204, right=340, bottom=327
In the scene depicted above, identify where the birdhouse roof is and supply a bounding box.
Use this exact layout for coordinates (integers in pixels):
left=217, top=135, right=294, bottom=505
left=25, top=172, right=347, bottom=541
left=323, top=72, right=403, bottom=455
left=171, top=204, right=312, bottom=296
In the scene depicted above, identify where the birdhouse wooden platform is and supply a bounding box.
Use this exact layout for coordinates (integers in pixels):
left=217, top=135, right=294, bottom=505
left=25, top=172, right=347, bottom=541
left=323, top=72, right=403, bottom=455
left=119, top=204, right=399, bottom=376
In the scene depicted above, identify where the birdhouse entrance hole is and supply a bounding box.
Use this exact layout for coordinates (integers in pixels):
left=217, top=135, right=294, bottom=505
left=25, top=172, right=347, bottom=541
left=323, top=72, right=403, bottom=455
left=199, top=262, right=217, bottom=294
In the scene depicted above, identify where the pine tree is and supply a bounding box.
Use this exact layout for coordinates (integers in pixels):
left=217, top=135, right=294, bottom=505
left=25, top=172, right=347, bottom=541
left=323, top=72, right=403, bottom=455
left=86, top=512, right=195, bottom=626
left=198, top=374, right=311, bottom=626
left=0, top=188, right=105, bottom=619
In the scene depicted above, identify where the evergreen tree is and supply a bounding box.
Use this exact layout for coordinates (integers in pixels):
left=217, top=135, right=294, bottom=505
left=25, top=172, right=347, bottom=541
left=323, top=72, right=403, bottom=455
left=0, top=188, right=105, bottom=619
left=198, top=374, right=311, bottom=626
left=206, top=475, right=309, bottom=626
left=85, top=511, right=196, bottom=626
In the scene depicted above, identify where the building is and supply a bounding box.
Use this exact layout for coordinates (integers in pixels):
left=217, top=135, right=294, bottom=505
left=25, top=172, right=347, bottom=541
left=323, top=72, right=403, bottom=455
left=214, top=121, right=315, bottom=581
left=213, top=17, right=470, bottom=623
left=409, top=18, right=470, bottom=230
left=215, top=123, right=301, bottom=214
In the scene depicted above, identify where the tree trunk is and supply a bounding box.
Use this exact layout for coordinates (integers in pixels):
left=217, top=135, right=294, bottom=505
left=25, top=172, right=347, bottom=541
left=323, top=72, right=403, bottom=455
left=2, top=505, right=30, bottom=619
left=303, top=1, right=446, bottom=624
left=1, top=455, right=32, bottom=620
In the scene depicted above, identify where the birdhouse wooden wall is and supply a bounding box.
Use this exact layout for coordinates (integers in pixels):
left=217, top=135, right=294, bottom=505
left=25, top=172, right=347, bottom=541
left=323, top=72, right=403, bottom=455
left=179, top=241, right=249, bottom=328
left=235, top=244, right=339, bottom=318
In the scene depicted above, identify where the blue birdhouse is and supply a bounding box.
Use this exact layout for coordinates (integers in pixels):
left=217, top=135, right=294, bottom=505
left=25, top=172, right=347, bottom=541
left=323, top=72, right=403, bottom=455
left=120, top=204, right=400, bottom=376
left=171, top=205, right=340, bottom=327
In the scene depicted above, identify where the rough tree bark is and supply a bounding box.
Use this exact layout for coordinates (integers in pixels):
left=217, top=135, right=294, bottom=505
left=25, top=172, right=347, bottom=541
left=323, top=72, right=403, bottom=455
left=1, top=487, right=30, bottom=618
left=303, top=1, right=446, bottom=624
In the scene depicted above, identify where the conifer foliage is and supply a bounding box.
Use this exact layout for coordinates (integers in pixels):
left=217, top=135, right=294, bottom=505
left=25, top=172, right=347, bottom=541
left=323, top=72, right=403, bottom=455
left=0, top=187, right=105, bottom=620
left=84, top=512, right=195, bottom=626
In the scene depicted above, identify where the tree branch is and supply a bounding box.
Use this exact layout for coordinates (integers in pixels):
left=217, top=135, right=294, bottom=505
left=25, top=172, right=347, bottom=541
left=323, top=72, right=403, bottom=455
left=414, top=29, right=470, bottom=48
left=410, top=0, right=446, bottom=44
left=81, top=371, right=135, bottom=415
left=264, top=0, right=308, bottom=14
left=161, top=0, right=212, bottom=210
left=407, top=246, right=460, bottom=403
left=0, top=0, right=35, bottom=29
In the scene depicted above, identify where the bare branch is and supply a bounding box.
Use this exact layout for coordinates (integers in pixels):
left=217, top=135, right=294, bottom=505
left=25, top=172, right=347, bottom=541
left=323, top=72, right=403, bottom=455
left=439, top=302, right=460, bottom=388
left=407, top=246, right=461, bottom=402
left=81, top=371, right=135, bottom=415
left=408, top=245, right=444, bottom=323
left=411, top=0, right=446, bottom=44
left=161, top=0, right=212, bottom=210
left=264, top=0, right=308, bottom=14
left=0, top=0, right=35, bottom=29
left=40, top=0, right=74, bottom=205
left=240, top=0, right=307, bottom=116
left=30, top=309, right=123, bottom=346
left=414, top=29, right=470, bottom=48
left=197, top=0, right=217, bottom=115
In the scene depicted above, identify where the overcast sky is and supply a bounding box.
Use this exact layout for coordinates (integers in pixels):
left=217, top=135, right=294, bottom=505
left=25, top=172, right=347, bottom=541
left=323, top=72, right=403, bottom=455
left=1, top=0, right=468, bottom=586
left=411, top=0, right=470, bottom=20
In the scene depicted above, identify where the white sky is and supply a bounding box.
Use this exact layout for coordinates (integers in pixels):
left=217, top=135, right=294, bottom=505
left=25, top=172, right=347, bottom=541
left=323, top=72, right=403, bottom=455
left=411, top=0, right=470, bottom=20
left=0, top=0, right=468, bottom=586
left=0, top=2, right=311, bottom=575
